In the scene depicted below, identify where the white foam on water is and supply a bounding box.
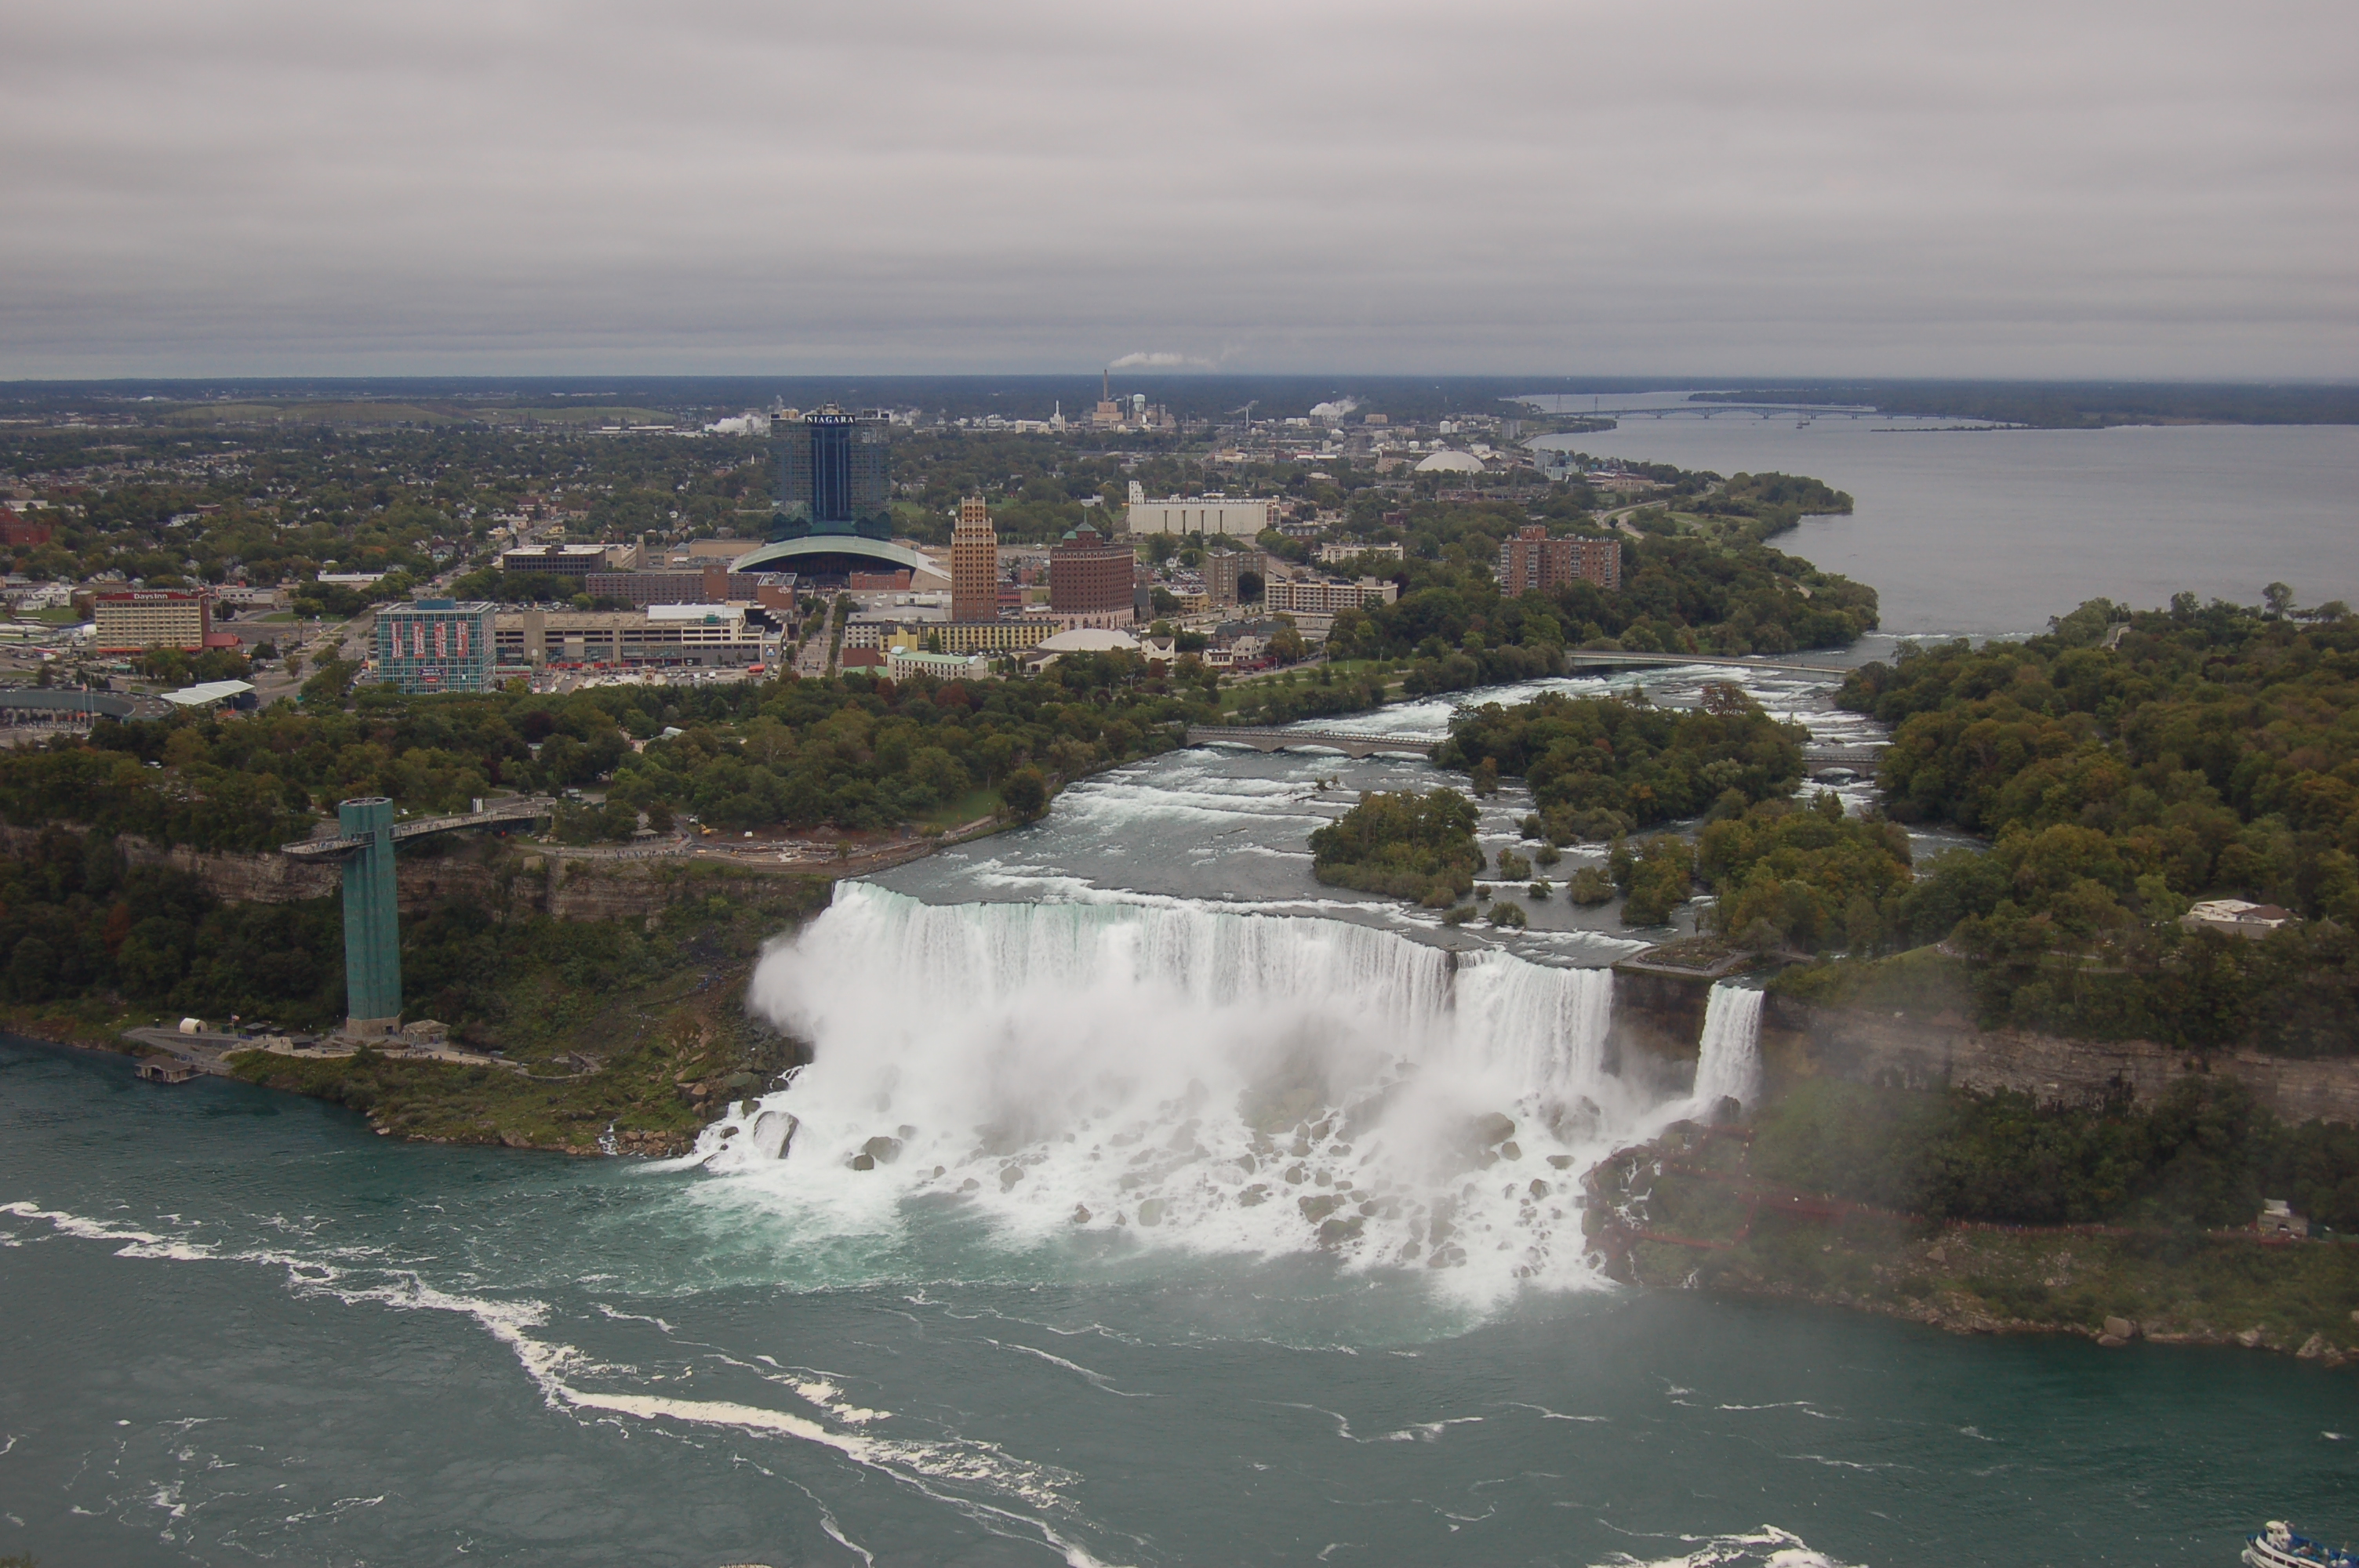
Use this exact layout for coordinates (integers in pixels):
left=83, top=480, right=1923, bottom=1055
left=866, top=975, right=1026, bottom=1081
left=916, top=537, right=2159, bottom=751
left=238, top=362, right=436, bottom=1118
left=2, top=1200, right=1127, bottom=1567
left=1591, top=1524, right=1864, bottom=1567
left=701, top=884, right=1717, bottom=1300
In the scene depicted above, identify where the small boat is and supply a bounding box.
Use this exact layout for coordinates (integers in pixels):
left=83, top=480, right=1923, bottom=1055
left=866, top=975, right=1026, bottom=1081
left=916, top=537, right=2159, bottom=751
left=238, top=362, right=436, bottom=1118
left=2246, top=1521, right=2358, bottom=1568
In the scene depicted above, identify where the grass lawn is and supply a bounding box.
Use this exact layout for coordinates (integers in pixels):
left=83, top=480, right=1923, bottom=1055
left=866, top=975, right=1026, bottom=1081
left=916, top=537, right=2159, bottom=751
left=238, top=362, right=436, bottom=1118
left=917, top=786, right=1004, bottom=832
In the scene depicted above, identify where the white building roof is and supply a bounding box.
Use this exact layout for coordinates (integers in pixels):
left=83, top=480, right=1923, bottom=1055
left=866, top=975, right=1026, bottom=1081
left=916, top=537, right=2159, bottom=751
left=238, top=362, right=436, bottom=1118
left=645, top=603, right=743, bottom=622
left=1034, top=627, right=1140, bottom=653
left=162, top=679, right=256, bottom=707
left=1412, top=449, right=1485, bottom=473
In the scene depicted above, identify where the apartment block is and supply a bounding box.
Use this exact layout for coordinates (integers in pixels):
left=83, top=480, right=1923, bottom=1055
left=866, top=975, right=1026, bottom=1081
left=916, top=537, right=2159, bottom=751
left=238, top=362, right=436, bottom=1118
left=1496, top=526, right=1622, bottom=593
left=1263, top=577, right=1400, bottom=615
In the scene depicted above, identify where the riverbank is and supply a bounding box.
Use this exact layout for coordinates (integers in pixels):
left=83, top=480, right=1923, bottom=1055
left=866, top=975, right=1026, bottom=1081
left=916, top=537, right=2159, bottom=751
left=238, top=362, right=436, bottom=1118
left=1584, top=1124, right=2359, bottom=1365
left=0, top=774, right=1078, bottom=1154
left=3, top=868, right=837, bottom=1156
left=222, top=872, right=834, bottom=1154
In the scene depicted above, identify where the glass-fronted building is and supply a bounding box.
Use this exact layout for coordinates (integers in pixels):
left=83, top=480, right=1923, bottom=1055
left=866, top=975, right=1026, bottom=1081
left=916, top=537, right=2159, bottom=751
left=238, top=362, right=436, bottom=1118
left=775, top=408, right=890, bottom=532
left=376, top=599, right=496, bottom=693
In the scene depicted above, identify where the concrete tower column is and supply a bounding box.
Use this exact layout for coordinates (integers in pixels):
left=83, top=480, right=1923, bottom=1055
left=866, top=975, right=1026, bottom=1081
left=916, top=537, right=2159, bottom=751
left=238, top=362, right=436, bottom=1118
left=338, top=797, right=402, bottom=1038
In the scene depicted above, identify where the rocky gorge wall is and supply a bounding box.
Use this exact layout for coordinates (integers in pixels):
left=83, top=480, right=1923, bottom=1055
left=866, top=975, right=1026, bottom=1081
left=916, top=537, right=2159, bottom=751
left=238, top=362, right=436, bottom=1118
left=1603, top=967, right=1708, bottom=1073
left=0, top=823, right=801, bottom=923
left=1608, top=964, right=2359, bottom=1127
left=1755, top=995, right=2359, bottom=1126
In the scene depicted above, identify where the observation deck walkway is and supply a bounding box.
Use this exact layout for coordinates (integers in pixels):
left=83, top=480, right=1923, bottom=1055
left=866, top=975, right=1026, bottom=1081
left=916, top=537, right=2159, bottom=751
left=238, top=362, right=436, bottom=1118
left=280, top=796, right=557, bottom=859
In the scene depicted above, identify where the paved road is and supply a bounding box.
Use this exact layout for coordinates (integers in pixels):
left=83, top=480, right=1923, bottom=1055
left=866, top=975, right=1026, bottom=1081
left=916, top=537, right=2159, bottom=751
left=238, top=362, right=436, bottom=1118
left=794, top=601, right=839, bottom=677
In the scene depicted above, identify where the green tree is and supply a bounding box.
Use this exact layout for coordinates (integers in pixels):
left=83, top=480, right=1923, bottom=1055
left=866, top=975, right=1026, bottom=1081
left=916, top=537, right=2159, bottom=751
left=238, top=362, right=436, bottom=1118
left=1002, top=766, right=1049, bottom=821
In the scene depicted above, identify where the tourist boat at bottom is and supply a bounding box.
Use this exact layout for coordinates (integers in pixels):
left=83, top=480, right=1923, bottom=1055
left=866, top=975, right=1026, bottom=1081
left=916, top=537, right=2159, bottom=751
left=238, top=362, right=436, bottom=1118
left=2246, top=1522, right=2358, bottom=1568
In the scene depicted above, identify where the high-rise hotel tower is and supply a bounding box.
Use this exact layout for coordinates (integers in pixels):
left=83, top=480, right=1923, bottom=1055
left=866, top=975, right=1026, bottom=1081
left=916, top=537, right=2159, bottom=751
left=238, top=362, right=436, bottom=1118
left=951, top=495, right=998, bottom=623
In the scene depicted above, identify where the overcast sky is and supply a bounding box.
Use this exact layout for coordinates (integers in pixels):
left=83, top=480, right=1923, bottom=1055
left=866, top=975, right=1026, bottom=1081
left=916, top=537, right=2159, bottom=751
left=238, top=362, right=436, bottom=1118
left=5, top=1, right=2354, bottom=378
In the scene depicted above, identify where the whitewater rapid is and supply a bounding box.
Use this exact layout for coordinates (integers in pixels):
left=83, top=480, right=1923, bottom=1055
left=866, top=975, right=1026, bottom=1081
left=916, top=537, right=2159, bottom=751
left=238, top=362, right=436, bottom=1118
left=693, top=884, right=1765, bottom=1298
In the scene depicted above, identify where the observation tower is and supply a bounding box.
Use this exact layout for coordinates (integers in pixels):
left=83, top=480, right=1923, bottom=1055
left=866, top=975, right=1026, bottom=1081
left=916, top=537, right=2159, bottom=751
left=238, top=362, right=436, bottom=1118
left=282, top=796, right=554, bottom=1038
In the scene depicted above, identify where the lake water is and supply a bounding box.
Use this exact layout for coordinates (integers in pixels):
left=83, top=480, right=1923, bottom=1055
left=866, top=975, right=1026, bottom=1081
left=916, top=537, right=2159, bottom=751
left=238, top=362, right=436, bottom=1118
left=7, top=424, right=2359, bottom=1565
left=1528, top=400, right=2359, bottom=635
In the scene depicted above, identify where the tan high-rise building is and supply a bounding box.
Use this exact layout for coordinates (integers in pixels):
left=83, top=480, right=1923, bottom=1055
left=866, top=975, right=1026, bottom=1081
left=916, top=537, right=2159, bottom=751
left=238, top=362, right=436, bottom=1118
left=951, top=495, right=998, bottom=623
left=1203, top=547, right=1242, bottom=608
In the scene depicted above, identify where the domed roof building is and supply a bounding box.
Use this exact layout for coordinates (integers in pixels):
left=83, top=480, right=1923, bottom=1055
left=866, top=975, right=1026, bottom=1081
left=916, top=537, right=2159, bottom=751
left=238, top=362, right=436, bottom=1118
left=1412, top=448, right=1485, bottom=474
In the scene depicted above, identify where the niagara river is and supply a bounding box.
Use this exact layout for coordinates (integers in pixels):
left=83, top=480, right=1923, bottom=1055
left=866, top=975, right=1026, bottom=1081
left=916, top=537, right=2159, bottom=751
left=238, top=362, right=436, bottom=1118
left=5, top=657, right=2354, bottom=1565
left=9, top=415, right=2359, bottom=1562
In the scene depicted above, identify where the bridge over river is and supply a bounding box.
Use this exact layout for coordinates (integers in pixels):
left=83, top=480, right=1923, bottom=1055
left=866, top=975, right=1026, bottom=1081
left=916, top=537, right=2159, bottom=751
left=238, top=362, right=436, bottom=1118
left=1184, top=726, right=1443, bottom=759
left=1559, top=651, right=1859, bottom=677
left=1184, top=725, right=1884, bottom=773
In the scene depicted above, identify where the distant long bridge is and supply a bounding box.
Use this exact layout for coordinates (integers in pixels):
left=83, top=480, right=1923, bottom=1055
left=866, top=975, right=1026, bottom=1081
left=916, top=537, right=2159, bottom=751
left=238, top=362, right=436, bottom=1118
left=1561, top=652, right=1859, bottom=677
left=1592, top=406, right=1882, bottom=421
left=1185, top=726, right=1443, bottom=760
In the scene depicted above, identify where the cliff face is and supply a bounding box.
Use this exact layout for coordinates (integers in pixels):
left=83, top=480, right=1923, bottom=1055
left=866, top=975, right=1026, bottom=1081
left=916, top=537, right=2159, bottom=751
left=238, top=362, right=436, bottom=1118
left=1606, top=964, right=2359, bottom=1127
left=0, top=825, right=347, bottom=901
left=1757, top=996, right=2359, bottom=1127
left=1605, top=967, right=1707, bottom=1071
left=0, top=824, right=798, bottom=923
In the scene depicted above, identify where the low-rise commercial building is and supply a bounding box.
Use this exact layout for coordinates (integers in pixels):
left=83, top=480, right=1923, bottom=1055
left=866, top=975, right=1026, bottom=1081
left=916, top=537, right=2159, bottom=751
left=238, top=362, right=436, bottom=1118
left=1264, top=577, right=1399, bottom=615
left=2180, top=899, right=2298, bottom=939
left=584, top=568, right=800, bottom=616
left=501, top=543, right=616, bottom=578
left=671, top=539, right=761, bottom=564
left=936, top=619, right=1052, bottom=656
left=1317, top=540, right=1404, bottom=564
left=856, top=616, right=1052, bottom=657
left=493, top=604, right=764, bottom=670
left=376, top=598, right=497, bottom=693
left=213, top=584, right=288, bottom=613
left=94, top=590, right=210, bottom=652
left=885, top=648, right=994, bottom=683
left=1122, top=481, right=1275, bottom=538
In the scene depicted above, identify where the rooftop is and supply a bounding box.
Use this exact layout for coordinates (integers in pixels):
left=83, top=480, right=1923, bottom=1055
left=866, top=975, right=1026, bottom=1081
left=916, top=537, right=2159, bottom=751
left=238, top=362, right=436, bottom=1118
left=162, top=679, right=256, bottom=707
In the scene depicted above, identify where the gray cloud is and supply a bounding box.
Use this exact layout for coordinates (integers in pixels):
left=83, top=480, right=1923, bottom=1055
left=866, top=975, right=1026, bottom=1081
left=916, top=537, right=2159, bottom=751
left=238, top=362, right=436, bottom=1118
left=2, top=0, right=2353, bottom=376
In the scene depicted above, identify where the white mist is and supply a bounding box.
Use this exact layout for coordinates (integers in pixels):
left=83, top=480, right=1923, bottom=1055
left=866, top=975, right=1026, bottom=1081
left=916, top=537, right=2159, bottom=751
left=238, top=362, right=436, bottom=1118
left=700, top=884, right=1731, bottom=1297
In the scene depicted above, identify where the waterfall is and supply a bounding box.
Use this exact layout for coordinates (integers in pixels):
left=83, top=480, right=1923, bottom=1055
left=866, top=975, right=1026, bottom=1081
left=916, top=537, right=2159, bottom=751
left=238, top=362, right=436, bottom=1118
left=1689, top=983, right=1765, bottom=1118
left=696, top=884, right=1688, bottom=1294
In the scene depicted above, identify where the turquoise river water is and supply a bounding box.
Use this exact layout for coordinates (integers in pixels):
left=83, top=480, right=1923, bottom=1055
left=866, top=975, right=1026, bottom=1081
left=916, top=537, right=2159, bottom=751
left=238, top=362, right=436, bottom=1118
left=5, top=415, right=2357, bottom=1565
